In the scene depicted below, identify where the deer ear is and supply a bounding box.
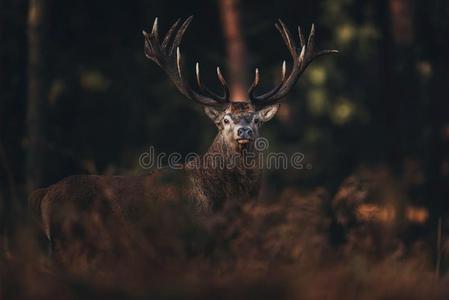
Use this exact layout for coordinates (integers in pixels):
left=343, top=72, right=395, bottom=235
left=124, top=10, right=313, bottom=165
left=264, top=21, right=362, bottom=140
left=204, top=107, right=223, bottom=125
left=258, top=104, right=280, bottom=122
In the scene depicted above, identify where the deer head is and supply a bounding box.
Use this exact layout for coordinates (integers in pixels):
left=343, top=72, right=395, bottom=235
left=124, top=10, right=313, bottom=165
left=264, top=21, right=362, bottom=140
left=143, top=17, right=337, bottom=152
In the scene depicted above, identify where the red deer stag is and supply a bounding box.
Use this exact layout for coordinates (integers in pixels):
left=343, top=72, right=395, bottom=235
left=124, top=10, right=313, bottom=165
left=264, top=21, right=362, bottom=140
left=29, top=17, right=337, bottom=259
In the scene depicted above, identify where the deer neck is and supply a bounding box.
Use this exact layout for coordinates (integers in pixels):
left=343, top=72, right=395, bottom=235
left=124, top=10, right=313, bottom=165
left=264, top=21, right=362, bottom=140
left=207, top=133, right=256, bottom=160
left=187, top=133, right=262, bottom=211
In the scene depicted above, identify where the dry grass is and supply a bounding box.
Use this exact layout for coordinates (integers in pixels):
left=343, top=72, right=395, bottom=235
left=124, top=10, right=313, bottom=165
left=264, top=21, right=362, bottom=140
left=1, top=166, right=448, bottom=300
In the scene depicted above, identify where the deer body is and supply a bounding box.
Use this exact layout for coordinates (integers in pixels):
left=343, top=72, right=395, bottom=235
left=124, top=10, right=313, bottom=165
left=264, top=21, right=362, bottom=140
left=29, top=134, right=261, bottom=263
left=29, top=17, right=336, bottom=260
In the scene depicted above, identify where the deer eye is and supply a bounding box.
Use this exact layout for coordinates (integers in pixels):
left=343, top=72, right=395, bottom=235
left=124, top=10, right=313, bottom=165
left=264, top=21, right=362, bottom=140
left=223, top=118, right=230, bottom=124
left=254, top=118, right=260, bottom=124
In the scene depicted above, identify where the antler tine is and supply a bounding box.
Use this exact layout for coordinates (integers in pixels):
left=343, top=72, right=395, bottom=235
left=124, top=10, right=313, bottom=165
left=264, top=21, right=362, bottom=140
left=307, top=23, right=315, bottom=55
left=169, top=16, right=193, bottom=55
left=144, top=17, right=229, bottom=107
left=161, top=18, right=181, bottom=51
left=175, top=47, right=184, bottom=83
left=195, top=62, right=205, bottom=91
left=151, top=17, right=159, bottom=42
left=249, top=61, right=287, bottom=102
left=195, top=63, right=229, bottom=103
left=143, top=18, right=163, bottom=66
left=249, top=20, right=337, bottom=107
left=248, top=68, right=260, bottom=99
left=282, top=60, right=287, bottom=78
left=175, top=47, right=222, bottom=106
left=216, top=66, right=230, bottom=101
left=298, top=25, right=305, bottom=48
left=275, top=20, right=297, bottom=60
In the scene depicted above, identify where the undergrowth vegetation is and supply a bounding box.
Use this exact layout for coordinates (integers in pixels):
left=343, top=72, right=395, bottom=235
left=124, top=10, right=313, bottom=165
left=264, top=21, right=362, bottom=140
left=1, top=166, right=448, bottom=300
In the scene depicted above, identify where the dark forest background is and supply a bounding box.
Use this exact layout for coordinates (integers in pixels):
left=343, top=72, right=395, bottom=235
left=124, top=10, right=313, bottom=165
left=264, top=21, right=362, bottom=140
left=1, top=0, right=449, bottom=299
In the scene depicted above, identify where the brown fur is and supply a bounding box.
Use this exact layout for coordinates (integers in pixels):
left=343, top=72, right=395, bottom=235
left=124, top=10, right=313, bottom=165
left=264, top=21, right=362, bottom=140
left=29, top=125, right=263, bottom=263
left=187, top=133, right=261, bottom=211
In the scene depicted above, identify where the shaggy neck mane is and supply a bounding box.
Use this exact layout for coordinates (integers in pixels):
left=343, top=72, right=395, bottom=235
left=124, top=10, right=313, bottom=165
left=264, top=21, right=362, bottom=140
left=208, top=133, right=255, bottom=159
left=186, top=132, right=262, bottom=212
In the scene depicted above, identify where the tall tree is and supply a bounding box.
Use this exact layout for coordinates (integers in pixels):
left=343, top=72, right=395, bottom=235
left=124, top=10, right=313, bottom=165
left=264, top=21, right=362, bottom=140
left=26, top=0, right=49, bottom=193
left=378, top=0, right=416, bottom=163
left=218, top=0, right=248, bottom=100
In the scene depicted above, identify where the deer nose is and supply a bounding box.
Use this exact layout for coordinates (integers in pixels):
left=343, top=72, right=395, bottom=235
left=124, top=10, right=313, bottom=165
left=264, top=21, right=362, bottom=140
left=237, top=127, right=253, bottom=139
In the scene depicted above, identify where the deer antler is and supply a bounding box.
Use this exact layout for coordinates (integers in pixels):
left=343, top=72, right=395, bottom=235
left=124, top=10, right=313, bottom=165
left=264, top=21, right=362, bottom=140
left=249, top=20, right=338, bottom=108
left=143, top=16, right=230, bottom=106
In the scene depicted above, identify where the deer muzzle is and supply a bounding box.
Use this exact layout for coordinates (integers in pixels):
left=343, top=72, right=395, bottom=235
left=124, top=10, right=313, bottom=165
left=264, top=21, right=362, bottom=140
left=236, top=127, right=253, bottom=144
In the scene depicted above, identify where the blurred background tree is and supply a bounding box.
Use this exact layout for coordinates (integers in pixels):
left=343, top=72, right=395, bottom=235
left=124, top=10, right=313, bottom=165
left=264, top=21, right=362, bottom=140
left=26, top=0, right=50, bottom=194
left=219, top=0, right=248, bottom=100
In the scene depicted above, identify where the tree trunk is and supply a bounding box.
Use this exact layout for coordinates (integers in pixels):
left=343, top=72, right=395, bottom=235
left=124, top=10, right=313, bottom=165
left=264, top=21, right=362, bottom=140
left=378, top=0, right=415, bottom=164
left=26, top=0, right=49, bottom=193
left=218, top=0, right=248, bottom=101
